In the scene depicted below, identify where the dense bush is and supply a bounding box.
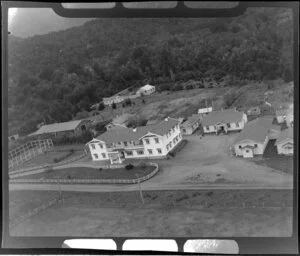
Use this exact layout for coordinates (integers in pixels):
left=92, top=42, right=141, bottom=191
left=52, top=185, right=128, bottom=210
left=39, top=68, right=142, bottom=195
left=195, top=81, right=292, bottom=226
left=8, top=8, right=293, bottom=136
left=125, top=163, right=134, bottom=170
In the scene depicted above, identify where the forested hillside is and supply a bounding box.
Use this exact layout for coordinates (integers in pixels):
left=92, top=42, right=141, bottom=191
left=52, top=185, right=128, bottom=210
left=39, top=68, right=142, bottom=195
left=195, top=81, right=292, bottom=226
left=8, top=7, right=293, bottom=136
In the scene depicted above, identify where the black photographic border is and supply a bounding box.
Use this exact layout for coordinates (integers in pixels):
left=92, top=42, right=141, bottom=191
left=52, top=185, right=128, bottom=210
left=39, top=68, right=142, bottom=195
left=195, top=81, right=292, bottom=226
left=1, top=1, right=299, bottom=254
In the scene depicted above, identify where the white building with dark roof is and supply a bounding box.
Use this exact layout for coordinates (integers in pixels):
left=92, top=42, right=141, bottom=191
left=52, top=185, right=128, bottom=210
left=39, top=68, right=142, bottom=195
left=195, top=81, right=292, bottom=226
left=233, top=116, right=280, bottom=158
left=136, top=84, right=156, bottom=96
left=180, top=115, right=201, bottom=135
left=275, top=128, right=293, bottom=155
left=201, top=108, right=247, bottom=134
left=87, top=117, right=182, bottom=164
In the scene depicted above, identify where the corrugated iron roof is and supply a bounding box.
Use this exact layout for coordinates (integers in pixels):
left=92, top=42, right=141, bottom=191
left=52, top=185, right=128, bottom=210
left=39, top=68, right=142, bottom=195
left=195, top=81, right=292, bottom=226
left=201, top=108, right=244, bottom=126
left=30, top=120, right=87, bottom=136
left=275, top=128, right=293, bottom=146
left=234, top=116, right=275, bottom=144
left=95, top=117, right=178, bottom=144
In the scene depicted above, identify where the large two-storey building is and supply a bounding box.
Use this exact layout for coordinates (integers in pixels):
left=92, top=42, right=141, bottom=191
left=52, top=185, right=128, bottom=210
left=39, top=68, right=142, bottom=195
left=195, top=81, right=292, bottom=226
left=87, top=117, right=182, bottom=164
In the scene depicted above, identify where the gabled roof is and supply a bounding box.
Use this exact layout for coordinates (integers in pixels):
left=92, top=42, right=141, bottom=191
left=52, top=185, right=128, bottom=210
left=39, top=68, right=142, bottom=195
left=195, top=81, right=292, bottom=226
left=201, top=108, right=244, bottom=126
left=29, top=119, right=88, bottom=136
left=275, top=128, right=293, bottom=146
left=182, top=115, right=200, bottom=128
left=234, top=116, right=275, bottom=145
left=94, top=117, right=178, bottom=144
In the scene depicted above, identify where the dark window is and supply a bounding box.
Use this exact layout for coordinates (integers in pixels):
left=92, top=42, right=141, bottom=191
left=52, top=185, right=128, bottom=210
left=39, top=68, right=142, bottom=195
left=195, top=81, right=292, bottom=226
left=239, top=145, right=242, bottom=149
left=126, top=151, right=133, bottom=156
left=93, top=154, right=98, bottom=159
left=138, top=150, right=144, bottom=155
left=101, top=153, right=106, bottom=158
left=99, top=143, right=103, bottom=149
left=145, top=139, right=150, bottom=144
left=148, top=149, right=153, bottom=154
left=155, top=138, right=159, bottom=143
left=124, top=141, right=128, bottom=146
left=254, top=144, right=257, bottom=148
left=157, top=148, right=162, bottom=154
left=91, top=144, right=95, bottom=149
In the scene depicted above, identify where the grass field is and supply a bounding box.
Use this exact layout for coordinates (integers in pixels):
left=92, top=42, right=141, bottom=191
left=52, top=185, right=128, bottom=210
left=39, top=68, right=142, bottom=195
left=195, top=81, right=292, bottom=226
left=9, top=189, right=293, bottom=237
left=14, top=165, right=155, bottom=180
left=10, top=145, right=85, bottom=172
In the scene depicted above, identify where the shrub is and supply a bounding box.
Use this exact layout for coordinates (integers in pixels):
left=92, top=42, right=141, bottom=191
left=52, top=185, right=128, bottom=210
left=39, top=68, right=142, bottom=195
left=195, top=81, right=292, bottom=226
left=125, top=163, right=134, bottom=170
left=186, top=84, right=194, bottom=90
left=53, top=158, right=59, bottom=163
left=99, top=168, right=103, bottom=171
left=172, top=84, right=183, bottom=91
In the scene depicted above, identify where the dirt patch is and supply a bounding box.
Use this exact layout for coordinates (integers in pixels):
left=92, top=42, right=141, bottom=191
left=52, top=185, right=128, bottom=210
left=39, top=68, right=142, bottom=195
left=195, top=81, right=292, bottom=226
left=202, top=155, right=223, bottom=166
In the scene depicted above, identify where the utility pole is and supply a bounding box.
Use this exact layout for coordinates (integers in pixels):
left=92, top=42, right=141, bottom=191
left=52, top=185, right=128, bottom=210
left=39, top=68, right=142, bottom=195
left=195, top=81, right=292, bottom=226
left=135, top=174, right=144, bottom=204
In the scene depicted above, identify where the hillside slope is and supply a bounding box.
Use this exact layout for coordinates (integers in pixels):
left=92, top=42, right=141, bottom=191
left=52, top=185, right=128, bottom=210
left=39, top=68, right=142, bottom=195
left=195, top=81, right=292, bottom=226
left=8, top=7, right=293, bottom=136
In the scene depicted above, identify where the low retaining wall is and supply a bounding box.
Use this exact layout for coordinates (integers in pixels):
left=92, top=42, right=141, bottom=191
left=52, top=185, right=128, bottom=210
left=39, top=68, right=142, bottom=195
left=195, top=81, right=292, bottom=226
left=10, top=162, right=159, bottom=184
left=9, top=152, right=87, bottom=178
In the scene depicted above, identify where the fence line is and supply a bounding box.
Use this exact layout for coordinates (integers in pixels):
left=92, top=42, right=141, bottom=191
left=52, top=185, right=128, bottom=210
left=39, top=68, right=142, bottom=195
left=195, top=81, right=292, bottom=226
left=10, top=162, right=159, bottom=184
left=10, top=195, right=63, bottom=229
left=9, top=152, right=87, bottom=178
left=9, top=139, right=53, bottom=169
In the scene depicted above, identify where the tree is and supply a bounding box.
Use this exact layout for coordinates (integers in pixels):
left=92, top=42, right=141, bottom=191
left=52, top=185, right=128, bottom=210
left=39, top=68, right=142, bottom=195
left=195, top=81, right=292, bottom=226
left=125, top=98, right=132, bottom=106
left=97, top=102, right=105, bottom=111
left=142, top=99, right=146, bottom=104
left=112, top=102, right=117, bottom=109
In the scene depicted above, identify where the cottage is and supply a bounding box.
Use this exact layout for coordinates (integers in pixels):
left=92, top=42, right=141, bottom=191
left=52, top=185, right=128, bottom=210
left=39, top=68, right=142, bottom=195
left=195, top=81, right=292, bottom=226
left=87, top=117, right=182, bottom=164
left=201, top=108, right=247, bottom=135
left=198, top=99, right=213, bottom=118
left=247, top=106, right=261, bottom=116
left=28, top=119, right=92, bottom=138
left=275, top=128, right=293, bottom=155
left=233, top=116, right=279, bottom=158
left=180, top=115, right=200, bottom=135
left=136, top=84, right=156, bottom=96
left=103, top=95, right=124, bottom=106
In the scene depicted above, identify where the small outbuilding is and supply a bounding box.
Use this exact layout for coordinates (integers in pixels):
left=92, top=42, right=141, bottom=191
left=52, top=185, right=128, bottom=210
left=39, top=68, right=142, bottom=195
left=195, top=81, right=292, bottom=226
left=136, top=84, right=156, bottom=96
left=275, top=128, right=293, bottom=155
left=180, top=115, right=200, bottom=135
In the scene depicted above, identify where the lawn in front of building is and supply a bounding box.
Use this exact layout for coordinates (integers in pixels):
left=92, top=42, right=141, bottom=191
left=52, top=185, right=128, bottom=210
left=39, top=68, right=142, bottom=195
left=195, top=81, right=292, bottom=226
left=251, top=139, right=293, bottom=174
left=14, top=165, right=156, bottom=180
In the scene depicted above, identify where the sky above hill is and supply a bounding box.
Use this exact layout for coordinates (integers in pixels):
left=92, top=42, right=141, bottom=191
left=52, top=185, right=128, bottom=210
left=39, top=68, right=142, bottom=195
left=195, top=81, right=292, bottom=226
left=7, top=2, right=238, bottom=38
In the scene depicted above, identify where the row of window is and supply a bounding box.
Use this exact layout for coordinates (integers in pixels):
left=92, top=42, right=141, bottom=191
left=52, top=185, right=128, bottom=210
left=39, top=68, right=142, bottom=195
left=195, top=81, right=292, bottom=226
left=133, top=148, right=163, bottom=156
left=144, top=137, right=160, bottom=144
left=166, top=134, right=181, bottom=150
left=166, top=125, right=178, bottom=138
left=93, top=153, right=106, bottom=159
left=205, top=122, right=240, bottom=131
left=238, top=144, right=258, bottom=149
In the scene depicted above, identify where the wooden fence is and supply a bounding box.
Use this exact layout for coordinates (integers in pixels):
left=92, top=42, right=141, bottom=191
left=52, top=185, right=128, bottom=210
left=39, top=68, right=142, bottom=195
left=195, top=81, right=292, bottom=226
left=10, top=163, right=159, bottom=184
left=10, top=195, right=63, bottom=229
left=9, top=152, right=87, bottom=178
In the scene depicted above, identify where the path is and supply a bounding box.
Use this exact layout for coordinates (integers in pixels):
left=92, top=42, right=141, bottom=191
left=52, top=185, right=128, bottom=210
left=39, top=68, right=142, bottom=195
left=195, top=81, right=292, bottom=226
left=10, top=182, right=292, bottom=192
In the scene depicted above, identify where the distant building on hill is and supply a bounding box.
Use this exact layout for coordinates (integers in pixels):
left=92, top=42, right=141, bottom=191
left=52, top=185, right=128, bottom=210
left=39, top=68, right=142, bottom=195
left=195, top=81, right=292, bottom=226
left=198, top=99, right=213, bottom=118
left=136, top=84, right=156, bottom=96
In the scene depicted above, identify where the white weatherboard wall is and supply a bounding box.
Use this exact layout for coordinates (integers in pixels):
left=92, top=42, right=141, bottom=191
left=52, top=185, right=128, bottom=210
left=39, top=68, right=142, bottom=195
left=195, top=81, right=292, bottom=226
left=276, top=115, right=286, bottom=124
left=142, top=134, right=167, bottom=157
left=203, top=114, right=247, bottom=134
left=277, top=139, right=293, bottom=155
left=160, top=123, right=182, bottom=153
left=89, top=141, right=109, bottom=161
left=234, top=136, right=269, bottom=157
